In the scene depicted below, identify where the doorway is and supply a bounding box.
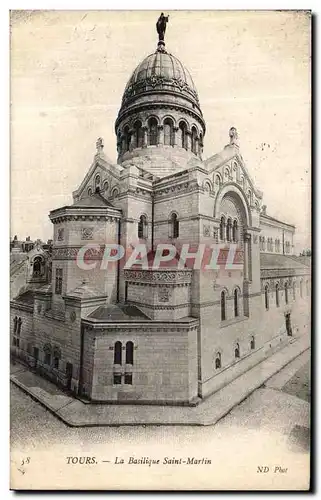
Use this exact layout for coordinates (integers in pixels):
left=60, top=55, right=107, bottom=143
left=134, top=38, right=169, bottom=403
left=285, top=313, right=292, bottom=336
left=66, top=362, right=73, bottom=390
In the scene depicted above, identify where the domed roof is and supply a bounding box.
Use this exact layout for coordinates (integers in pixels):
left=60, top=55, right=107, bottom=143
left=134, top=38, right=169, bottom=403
left=121, top=50, right=200, bottom=108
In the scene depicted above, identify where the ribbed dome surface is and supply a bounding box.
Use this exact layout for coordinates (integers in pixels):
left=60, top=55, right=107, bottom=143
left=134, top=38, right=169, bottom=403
left=121, top=50, right=199, bottom=107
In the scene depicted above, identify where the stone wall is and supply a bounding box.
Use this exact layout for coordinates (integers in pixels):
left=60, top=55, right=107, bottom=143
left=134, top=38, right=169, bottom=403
left=84, top=323, right=198, bottom=404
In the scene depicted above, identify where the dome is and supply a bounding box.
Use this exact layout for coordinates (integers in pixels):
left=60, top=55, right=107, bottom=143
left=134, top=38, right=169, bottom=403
left=114, top=39, right=206, bottom=172
left=121, top=51, right=199, bottom=108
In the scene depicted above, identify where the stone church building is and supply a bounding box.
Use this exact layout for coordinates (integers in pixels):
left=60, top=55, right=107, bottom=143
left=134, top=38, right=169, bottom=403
left=11, top=19, right=310, bottom=405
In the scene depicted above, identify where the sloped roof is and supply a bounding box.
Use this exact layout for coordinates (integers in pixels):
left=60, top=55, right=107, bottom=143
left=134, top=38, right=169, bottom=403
left=67, top=282, right=106, bottom=299
left=88, top=303, right=150, bottom=322
left=72, top=192, right=114, bottom=208
left=13, top=290, right=35, bottom=304
left=260, top=253, right=311, bottom=270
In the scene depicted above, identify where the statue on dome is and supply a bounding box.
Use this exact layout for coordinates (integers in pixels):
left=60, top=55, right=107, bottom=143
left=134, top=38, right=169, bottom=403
left=156, top=13, right=169, bottom=43
left=96, top=137, right=104, bottom=152
left=229, top=127, right=239, bottom=146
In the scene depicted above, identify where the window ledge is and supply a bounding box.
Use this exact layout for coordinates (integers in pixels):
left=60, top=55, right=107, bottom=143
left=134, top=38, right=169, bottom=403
left=220, top=315, right=248, bottom=328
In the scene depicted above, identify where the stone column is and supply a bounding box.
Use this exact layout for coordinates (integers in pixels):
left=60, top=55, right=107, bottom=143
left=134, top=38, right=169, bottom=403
left=129, top=130, right=135, bottom=152
left=157, top=125, right=164, bottom=146
left=173, top=126, right=179, bottom=147
left=142, top=126, right=148, bottom=148
left=186, top=131, right=192, bottom=151
left=243, top=233, right=251, bottom=280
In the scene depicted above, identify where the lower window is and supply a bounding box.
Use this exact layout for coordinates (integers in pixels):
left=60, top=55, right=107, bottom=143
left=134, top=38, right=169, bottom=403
left=44, top=353, right=51, bottom=366
left=124, top=373, right=133, bottom=385
left=113, top=373, right=122, bottom=385
left=53, top=357, right=59, bottom=369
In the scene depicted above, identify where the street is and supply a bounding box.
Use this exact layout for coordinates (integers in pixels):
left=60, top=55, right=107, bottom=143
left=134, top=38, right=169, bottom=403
left=11, top=351, right=310, bottom=451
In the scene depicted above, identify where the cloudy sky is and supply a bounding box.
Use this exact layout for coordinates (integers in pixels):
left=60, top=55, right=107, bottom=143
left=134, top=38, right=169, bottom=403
left=10, top=10, right=311, bottom=252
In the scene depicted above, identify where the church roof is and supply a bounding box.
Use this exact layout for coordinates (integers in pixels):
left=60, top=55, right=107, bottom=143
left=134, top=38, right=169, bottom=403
left=72, top=192, right=114, bottom=208
left=260, top=253, right=311, bottom=270
left=67, top=282, right=106, bottom=299
left=88, top=303, right=150, bottom=322
left=13, top=289, right=35, bottom=304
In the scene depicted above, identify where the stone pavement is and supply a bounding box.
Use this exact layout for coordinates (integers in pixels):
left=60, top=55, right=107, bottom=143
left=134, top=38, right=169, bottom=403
left=10, top=333, right=310, bottom=427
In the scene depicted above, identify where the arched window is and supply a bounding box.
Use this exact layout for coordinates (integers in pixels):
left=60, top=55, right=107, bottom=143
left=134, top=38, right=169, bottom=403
left=114, top=341, right=122, bottom=365
left=234, top=343, right=240, bottom=359
left=234, top=288, right=239, bottom=317
left=169, top=213, right=179, bottom=239
left=300, top=280, right=303, bottom=297
left=250, top=336, right=255, bottom=350
left=221, top=291, right=226, bottom=321
left=87, top=187, right=92, bottom=196
left=103, top=180, right=109, bottom=192
left=262, top=237, right=266, bottom=251
left=33, top=256, right=42, bottom=277
left=164, top=118, right=174, bottom=146
left=191, top=126, right=198, bottom=154
left=13, top=316, right=18, bottom=334
left=226, top=218, right=232, bottom=242
left=276, top=283, right=280, bottom=307
left=148, top=118, right=158, bottom=146
left=111, top=187, right=119, bottom=198
left=215, top=352, right=221, bottom=369
left=264, top=285, right=269, bottom=310
left=215, top=175, right=221, bottom=189
left=126, top=341, right=134, bottom=365
left=247, top=190, right=252, bottom=203
left=138, top=215, right=148, bottom=239
left=17, top=317, right=22, bottom=335
left=285, top=282, right=289, bottom=304
left=220, top=216, right=225, bottom=241
left=293, top=282, right=296, bottom=300
left=133, top=120, right=144, bottom=148
left=95, top=174, right=101, bottom=191
left=270, top=239, right=274, bottom=252
left=232, top=220, right=238, bottom=242
left=224, top=167, right=230, bottom=180
left=179, top=122, right=187, bottom=150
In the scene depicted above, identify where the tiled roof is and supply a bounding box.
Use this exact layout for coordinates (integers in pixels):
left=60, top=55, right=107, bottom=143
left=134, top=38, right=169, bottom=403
left=260, top=253, right=310, bottom=270
left=88, top=304, right=150, bottom=322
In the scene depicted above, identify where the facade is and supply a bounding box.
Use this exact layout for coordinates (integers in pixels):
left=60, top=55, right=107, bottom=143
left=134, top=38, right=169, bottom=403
left=10, top=22, right=310, bottom=405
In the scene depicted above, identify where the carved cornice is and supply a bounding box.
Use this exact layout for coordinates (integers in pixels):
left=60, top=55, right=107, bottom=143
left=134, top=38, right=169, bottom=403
left=127, top=300, right=189, bottom=311
left=83, top=320, right=199, bottom=332
left=260, top=268, right=310, bottom=279
left=50, top=213, right=120, bottom=224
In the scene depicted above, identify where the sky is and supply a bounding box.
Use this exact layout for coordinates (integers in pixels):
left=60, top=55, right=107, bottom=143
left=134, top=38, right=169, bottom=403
left=10, top=10, right=311, bottom=252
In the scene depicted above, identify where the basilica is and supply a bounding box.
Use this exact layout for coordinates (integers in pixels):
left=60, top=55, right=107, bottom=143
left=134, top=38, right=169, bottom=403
left=10, top=17, right=310, bottom=405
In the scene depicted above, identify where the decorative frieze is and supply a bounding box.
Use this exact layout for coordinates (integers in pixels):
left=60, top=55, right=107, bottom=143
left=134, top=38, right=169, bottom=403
left=124, top=269, right=192, bottom=284
left=52, top=246, right=104, bottom=260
